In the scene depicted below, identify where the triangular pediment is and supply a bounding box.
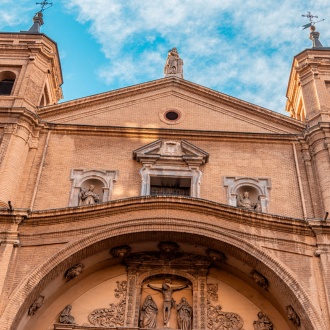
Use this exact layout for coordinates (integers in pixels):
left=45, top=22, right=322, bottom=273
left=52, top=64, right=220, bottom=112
left=133, top=139, right=209, bottom=167
left=39, top=78, right=305, bottom=134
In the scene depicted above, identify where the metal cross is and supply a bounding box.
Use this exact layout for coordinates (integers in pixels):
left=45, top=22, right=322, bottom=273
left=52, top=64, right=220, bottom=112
left=36, top=1, right=53, bottom=12
left=301, top=11, right=324, bottom=30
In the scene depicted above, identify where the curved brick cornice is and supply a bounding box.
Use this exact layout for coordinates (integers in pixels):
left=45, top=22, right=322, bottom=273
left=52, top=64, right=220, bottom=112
left=20, top=196, right=314, bottom=236
left=0, top=198, right=323, bottom=330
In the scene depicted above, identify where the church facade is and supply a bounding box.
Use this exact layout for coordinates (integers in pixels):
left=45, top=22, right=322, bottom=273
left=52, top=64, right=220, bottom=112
left=0, top=13, right=330, bottom=330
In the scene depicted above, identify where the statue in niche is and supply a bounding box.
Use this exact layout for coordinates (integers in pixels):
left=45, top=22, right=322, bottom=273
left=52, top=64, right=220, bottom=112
left=148, top=280, right=188, bottom=327
left=237, top=191, right=261, bottom=211
left=28, top=295, right=44, bottom=316
left=140, top=295, right=158, bottom=328
left=59, top=305, right=75, bottom=324
left=253, top=312, right=273, bottom=330
left=176, top=297, right=192, bottom=330
left=164, top=47, right=183, bottom=75
left=79, top=185, right=99, bottom=205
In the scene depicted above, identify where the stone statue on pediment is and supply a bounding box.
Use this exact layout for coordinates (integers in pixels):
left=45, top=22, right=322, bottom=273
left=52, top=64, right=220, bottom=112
left=164, top=48, right=183, bottom=78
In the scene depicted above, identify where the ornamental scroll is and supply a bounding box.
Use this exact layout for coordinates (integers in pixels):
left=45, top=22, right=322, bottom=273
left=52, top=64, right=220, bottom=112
left=88, top=280, right=127, bottom=327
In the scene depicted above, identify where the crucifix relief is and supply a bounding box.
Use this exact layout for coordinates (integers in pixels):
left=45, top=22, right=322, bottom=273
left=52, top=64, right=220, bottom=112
left=148, top=280, right=189, bottom=327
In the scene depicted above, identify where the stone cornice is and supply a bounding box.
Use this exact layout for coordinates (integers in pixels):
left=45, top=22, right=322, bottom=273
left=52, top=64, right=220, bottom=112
left=43, top=123, right=302, bottom=142
left=9, top=196, right=315, bottom=237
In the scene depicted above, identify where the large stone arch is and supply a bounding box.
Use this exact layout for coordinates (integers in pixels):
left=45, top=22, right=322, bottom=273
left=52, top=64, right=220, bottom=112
left=1, top=200, right=325, bottom=330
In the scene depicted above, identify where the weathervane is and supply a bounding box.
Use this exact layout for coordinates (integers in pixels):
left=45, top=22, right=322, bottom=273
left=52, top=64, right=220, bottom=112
left=302, top=11, right=325, bottom=30
left=36, top=1, right=53, bottom=13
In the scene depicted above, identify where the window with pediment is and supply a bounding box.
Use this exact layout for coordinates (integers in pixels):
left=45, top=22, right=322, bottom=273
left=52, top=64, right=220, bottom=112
left=133, top=140, right=209, bottom=198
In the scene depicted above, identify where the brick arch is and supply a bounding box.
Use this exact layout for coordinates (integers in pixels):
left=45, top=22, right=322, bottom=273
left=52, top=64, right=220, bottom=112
left=1, top=208, right=325, bottom=330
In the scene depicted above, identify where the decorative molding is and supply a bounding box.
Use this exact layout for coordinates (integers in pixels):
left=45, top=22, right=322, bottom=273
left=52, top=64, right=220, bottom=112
left=207, top=304, right=244, bottom=330
left=206, top=283, right=218, bottom=302
left=110, top=245, right=132, bottom=258
left=206, top=249, right=226, bottom=263
left=88, top=280, right=127, bottom=328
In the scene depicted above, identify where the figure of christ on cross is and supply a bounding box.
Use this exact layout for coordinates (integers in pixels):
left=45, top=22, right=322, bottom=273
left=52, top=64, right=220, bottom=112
left=147, top=281, right=189, bottom=327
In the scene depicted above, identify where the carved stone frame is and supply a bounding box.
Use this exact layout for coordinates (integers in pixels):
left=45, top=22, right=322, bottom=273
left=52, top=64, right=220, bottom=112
left=123, top=253, right=211, bottom=330
left=223, top=176, right=271, bottom=213
left=133, top=140, right=209, bottom=198
left=69, top=169, right=118, bottom=206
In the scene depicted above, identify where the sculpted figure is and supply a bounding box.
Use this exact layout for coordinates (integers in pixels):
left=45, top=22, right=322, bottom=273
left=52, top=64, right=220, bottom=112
left=148, top=281, right=188, bottom=326
left=65, top=263, right=84, bottom=281
left=79, top=185, right=99, bottom=205
left=28, top=295, right=44, bottom=316
left=59, top=305, right=75, bottom=324
left=253, top=312, right=273, bottom=330
left=237, top=191, right=255, bottom=210
left=140, top=295, right=158, bottom=328
left=164, top=48, right=183, bottom=76
left=286, top=305, right=300, bottom=327
left=176, top=297, right=192, bottom=330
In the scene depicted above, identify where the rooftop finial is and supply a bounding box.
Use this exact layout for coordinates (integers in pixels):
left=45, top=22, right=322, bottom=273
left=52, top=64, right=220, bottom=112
left=302, top=11, right=325, bottom=48
left=36, top=1, right=53, bottom=13
left=164, top=48, right=184, bottom=79
left=26, top=1, right=53, bottom=33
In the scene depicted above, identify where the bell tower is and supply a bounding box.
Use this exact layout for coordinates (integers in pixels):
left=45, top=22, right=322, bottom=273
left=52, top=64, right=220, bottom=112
left=0, top=10, right=63, bottom=207
left=0, top=12, right=63, bottom=112
left=286, top=23, right=330, bottom=215
left=286, top=26, right=330, bottom=125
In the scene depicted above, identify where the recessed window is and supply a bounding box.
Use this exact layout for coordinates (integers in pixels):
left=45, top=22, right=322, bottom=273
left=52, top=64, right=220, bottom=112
left=0, top=71, right=16, bottom=95
left=150, top=176, right=191, bottom=196
left=165, top=111, right=180, bottom=121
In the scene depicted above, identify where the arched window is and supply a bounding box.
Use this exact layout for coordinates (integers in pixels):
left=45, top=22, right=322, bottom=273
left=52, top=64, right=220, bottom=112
left=0, top=71, right=16, bottom=95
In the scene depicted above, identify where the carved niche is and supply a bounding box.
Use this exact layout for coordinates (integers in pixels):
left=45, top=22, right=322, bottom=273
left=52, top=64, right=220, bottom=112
left=133, top=140, right=209, bottom=198
left=223, top=176, right=271, bottom=213
left=69, top=169, right=118, bottom=206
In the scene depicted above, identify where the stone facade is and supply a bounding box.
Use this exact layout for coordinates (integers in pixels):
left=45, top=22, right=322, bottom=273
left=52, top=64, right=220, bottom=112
left=1, top=20, right=330, bottom=330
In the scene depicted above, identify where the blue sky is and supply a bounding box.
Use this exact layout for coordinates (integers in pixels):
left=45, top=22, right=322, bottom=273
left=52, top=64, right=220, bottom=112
left=1, top=1, right=330, bottom=115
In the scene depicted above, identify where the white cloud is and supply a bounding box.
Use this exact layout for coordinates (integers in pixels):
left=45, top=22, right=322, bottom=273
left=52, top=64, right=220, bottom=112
left=2, top=0, right=330, bottom=114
